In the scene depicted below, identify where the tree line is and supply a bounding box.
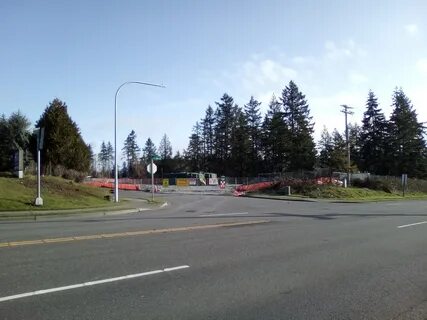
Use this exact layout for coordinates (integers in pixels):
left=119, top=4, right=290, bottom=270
left=184, top=82, right=426, bottom=178
left=317, top=89, right=426, bottom=178
left=1, top=81, right=426, bottom=180
left=0, top=99, right=92, bottom=180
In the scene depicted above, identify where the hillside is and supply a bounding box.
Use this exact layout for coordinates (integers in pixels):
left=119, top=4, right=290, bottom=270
left=0, top=176, right=110, bottom=211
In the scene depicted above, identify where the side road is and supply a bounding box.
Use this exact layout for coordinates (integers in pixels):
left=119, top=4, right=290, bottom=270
left=0, top=198, right=166, bottom=220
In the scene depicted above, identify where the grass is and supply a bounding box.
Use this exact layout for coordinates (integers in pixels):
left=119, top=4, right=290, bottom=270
left=259, top=185, right=427, bottom=201
left=302, top=186, right=426, bottom=200
left=0, top=175, right=113, bottom=211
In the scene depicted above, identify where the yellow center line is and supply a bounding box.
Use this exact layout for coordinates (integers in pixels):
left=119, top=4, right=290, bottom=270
left=0, top=220, right=270, bottom=249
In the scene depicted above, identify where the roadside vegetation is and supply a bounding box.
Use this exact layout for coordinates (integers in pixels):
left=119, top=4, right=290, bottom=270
left=0, top=176, right=111, bottom=211
left=259, top=177, right=427, bottom=201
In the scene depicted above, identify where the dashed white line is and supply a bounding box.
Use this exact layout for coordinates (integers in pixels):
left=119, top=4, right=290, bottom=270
left=199, top=212, right=249, bottom=217
left=0, top=265, right=189, bottom=303
left=397, top=221, right=427, bottom=229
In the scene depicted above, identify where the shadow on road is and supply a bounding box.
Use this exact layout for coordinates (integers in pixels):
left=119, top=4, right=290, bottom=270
left=4, top=211, right=425, bottom=225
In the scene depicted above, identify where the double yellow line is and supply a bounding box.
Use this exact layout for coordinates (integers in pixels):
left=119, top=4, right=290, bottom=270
left=0, top=220, right=269, bottom=249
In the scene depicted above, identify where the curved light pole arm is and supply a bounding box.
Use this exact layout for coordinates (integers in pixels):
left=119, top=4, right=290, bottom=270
left=114, top=81, right=165, bottom=203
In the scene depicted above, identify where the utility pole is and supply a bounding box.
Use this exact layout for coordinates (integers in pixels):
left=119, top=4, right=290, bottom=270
left=341, top=105, right=354, bottom=187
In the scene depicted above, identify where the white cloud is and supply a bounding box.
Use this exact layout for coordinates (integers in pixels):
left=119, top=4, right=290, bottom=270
left=310, top=90, right=367, bottom=140
left=324, top=40, right=367, bottom=60
left=240, top=59, right=297, bottom=88
left=210, top=39, right=370, bottom=138
left=348, top=72, right=369, bottom=85
left=404, top=24, right=419, bottom=35
left=215, top=57, right=298, bottom=110
left=416, top=59, right=427, bottom=73
left=292, top=56, right=312, bottom=64
left=407, top=85, right=427, bottom=124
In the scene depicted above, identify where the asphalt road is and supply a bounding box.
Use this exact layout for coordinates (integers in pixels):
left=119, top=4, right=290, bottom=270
left=0, top=193, right=426, bottom=319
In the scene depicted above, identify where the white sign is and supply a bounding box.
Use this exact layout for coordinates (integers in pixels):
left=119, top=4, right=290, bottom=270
left=147, top=163, right=157, bottom=174
left=209, top=178, right=218, bottom=185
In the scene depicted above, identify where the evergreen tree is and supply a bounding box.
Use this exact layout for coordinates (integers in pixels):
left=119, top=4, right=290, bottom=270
left=122, top=130, right=140, bottom=177
left=0, top=115, right=11, bottom=171
left=142, top=138, right=157, bottom=163
left=261, top=95, right=288, bottom=173
left=35, top=98, right=91, bottom=173
left=359, top=91, right=388, bottom=174
left=158, top=134, right=172, bottom=160
left=106, top=142, right=114, bottom=176
left=214, top=94, right=238, bottom=173
left=172, top=150, right=188, bottom=172
left=98, top=141, right=108, bottom=176
left=201, top=105, right=216, bottom=170
left=318, top=126, right=334, bottom=170
left=281, top=81, right=316, bottom=171
left=388, top=88, right=427, bottom=177
left=186, top=122, right=203, bottom=171
left=348, top=123, right=362, bottom=171
left=231, top=108, right=251, bottom=176
left=330, top=129, right=347, bottom=171
left=158, top=133, right=173, bottom=174
left=244, top=96, right=262, bottom=175
left=120, top=161, right=128, bottom=178
left=0, top=112, right=31, bottom=172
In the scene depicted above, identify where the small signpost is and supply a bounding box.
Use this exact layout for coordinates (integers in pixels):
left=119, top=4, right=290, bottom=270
left=402, top=173, right=408, bottom=197
left=34, top=128, right=45, bottom=206
left=13, top=148, right=24, bottom=179
left=147, top=156, right=160, bottom=201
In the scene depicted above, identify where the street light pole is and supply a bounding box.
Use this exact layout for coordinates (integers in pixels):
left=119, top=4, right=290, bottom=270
left=114, top=81, right=165, bottom=203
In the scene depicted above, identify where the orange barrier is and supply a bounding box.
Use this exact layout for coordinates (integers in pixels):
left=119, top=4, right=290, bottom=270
left=233, top=181, right=277, bottom=196
left=85, top=181, right=140, bottom=191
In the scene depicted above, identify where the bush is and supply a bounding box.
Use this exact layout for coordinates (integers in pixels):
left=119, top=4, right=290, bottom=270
left=276, top=178, right=318, bottom=195
left=51, top=165, right=86, bottom=182
left=62, top=169, right=86, bottom=183
left=352, top=178, right=394, bottom=193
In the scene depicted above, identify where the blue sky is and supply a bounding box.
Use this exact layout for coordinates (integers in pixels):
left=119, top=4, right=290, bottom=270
left=1, top=0, right=426, bottom=154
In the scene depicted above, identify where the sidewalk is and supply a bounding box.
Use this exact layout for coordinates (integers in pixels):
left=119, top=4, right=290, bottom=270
left=0, top=198, right=165, bottom=220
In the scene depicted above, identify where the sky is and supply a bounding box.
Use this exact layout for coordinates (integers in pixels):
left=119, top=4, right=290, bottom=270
left=1, top=0, right=427, bottom=154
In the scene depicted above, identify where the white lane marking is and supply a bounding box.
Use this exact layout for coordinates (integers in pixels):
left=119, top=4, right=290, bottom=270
left=160, top=202, right=168, bottom=208
left=0, top=265, right=189, bottom=303
left=397, top=221, right=427, bottom=229
left=199, top=212, right=249, bottom=217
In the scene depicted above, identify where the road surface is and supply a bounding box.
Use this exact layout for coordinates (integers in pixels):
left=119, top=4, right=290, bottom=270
left=0, top=193, right=426, bottom=319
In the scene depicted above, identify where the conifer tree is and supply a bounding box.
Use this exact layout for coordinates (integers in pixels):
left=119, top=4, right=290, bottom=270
left=388, top=88, right=427, bottom=177
left=281, top=81, right=316, bottom=171
left=35, top=98, right=91, bottom=173
left=359, top=91, right=388, bottom=174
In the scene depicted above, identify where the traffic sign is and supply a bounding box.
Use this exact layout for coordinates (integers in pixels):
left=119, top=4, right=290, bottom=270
left=147, top=163, right=157, bottom=174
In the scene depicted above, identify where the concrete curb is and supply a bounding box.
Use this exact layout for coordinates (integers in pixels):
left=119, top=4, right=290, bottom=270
left=244, top=194, right=319, bottom=202
left=0, top=201, right=169, bottom=221
left=244, top=194, right=418, bottom=203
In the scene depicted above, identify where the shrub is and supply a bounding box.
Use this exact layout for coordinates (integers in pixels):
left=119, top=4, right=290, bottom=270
left=62, top=169, right=86, bottom=183
left=352, top=178, right=394, bottom=193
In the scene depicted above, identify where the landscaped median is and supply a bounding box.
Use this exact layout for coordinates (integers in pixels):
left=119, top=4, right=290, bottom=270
left=0, top=176, right=162, bottom=219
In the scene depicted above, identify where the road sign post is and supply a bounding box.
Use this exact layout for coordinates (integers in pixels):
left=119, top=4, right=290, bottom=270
left=34, top=128, right=45, bottom=206
left=147, top=160, right=158, bottom=201
left=402, top=174, right=408, bottom=197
